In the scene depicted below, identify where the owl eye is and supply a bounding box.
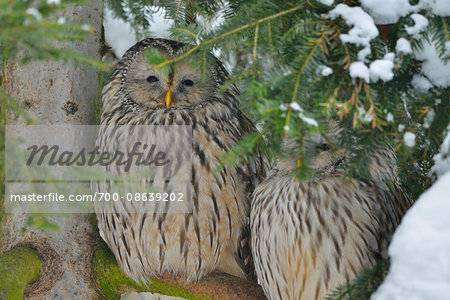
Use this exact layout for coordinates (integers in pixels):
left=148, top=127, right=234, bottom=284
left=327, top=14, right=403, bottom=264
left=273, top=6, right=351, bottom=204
left=146, top=76, right=159, bottom=83
left=182, top=79, right=194, bottom=87
left=317, top=143, right=330, bottom=151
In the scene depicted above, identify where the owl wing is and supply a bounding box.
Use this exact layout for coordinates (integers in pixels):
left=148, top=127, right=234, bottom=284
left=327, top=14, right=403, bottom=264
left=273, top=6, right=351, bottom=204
left=364, top=180, right=413, bottom=258
left=233, top=112, right=270, bottom=280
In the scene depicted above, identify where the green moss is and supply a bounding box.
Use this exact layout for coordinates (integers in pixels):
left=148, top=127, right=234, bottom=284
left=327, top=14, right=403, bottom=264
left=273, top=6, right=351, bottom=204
left=0, top=247, right=41, bottom=300
left=93, top=242, right=211, bottom=300
left=93, top=242, right=142, bottom=299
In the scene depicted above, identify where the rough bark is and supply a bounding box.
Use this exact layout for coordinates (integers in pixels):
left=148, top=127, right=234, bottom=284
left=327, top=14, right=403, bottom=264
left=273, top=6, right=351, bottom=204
left=0, top=1, right=103, bottom=299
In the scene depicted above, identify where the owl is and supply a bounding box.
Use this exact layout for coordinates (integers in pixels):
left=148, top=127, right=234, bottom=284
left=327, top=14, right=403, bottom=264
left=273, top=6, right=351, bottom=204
left=93, top=38, right=267, bottom=283
left=250, top=121, right=412, bottom=300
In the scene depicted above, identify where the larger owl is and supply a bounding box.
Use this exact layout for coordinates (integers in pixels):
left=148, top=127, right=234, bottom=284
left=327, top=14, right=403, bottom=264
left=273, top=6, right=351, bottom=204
left=251, top=121, right=412, bottom=300
left=93, top=38, right=267, bottom=283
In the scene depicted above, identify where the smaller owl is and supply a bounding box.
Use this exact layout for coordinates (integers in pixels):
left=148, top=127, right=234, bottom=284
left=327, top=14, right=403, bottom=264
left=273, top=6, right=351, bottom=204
left=251, top=121, right=412, bottom=300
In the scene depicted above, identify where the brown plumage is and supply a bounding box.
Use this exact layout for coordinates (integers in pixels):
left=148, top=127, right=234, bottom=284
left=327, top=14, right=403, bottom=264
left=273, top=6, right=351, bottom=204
left=93, top=38, right=267, bottom=283
left=251, top=121, right=412, bottom=300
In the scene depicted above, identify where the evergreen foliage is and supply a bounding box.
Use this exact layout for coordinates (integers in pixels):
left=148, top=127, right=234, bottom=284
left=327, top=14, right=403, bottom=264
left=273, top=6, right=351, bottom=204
left=105, top=0, right=449, bottom=297
left=325, top=259, right=390, bottom=300
left=105, top=0, right=449, bottom=197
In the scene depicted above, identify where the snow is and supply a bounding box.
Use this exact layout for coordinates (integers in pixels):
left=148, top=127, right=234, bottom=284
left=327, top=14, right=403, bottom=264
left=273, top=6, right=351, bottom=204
left=103, top=6, right=173, bottom=58
left=369, top=57, right=394, bottom=82
left=300, top=115, right=319, bottom=127
left=350, top=61, right=370, bottom=82
left=288, top=102, right=318, bottom=127
left=405, top=14, right=429, bottom=36
left=383, top=52, right=395, bottom=62
left=418, top=0, right=450, bottom=16
left=431, top=0, right=450, bottom=16
left=430, top=128, right=450, bottom=178
left=357, top=106, right=373, bottom=123
left=372, top=171, right=450, bottom=300
left=358, top=0, right=449, bottom=24
left=47, top=0, right=60, bottom=5
left=289, top=102, right=303, bottom=112
left=317, top=0, right=334, bottom=6
left=328, top=4, right=408, bottom=83
left=360, top=0, right=412, bottom=24
left=423, top=109, right=435, bottom=129
left=396, top=38, right=412, bottom=54
left=25, top=8, right=43, bottom=22
left=357, top=47, right=372, bottom=62
left=349, top=54, right=395, bottom=83
left=329, top=1, right=447, bottom=85
left=329, top=4, right=378, bottom=61
left=320, top=66, right=333, bottom=76
left=103, top=8, right=137, bottom=58
left=411, top=74, right=433, bottom=92
left=145, top=7, right=173, bottom=37
left=386, top=112, right=394, bottom=122
left=403, top=131, right=416, bottom=147
left=414, top=40, right=450, bottom=88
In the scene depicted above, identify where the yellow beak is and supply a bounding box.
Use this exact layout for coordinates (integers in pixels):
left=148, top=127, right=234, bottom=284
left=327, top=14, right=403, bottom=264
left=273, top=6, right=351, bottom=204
left=165, top=90, right=172, bottom=108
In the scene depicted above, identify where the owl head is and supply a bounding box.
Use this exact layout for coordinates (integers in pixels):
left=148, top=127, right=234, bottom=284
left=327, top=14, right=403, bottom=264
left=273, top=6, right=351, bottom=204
left=278, top=119, right=398, bottom=182
left=111, top=38, right=233, bottom=110
left=278, top=119, right=347, bottom=174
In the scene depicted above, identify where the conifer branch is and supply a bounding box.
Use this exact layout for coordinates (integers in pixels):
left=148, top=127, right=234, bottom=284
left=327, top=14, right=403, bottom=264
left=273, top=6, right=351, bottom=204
left=285, top=25, right=330, bottom=130
left=156, top=4, right=305, bottom=68
left=174, top=0, right=183, bottom=24
left=442, top=17, right=449, bottom=41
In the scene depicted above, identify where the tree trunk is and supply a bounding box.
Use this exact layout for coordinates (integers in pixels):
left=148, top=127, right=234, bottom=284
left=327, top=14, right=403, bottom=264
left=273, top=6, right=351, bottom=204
left=0, top=1, right=103, bottom=299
